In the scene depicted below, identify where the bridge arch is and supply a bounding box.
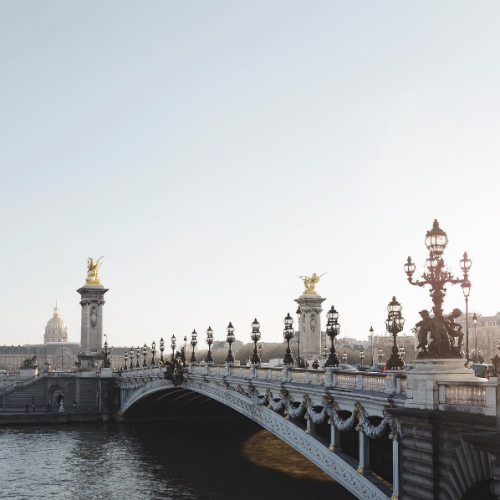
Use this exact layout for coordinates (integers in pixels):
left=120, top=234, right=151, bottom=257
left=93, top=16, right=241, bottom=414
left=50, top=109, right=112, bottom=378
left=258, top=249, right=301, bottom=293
left=119, top=378, right=391, bottom=500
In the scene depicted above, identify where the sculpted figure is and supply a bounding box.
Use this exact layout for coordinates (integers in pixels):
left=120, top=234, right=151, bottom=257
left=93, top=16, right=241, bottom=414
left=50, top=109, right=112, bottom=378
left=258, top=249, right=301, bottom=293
left=415, top=310, right=433, bottom=352
left=445, top=308, right=464, bottom=349
left=86, top=256, right=104, bottom=285
left=299, top=273, right=325, bottom=295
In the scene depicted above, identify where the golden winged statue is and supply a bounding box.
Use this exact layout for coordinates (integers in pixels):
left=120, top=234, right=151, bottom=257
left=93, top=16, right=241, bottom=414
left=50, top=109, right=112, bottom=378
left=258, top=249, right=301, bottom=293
left=86, top=256, right=104, bottom=285
left=299, top=273, right=325, bottom=295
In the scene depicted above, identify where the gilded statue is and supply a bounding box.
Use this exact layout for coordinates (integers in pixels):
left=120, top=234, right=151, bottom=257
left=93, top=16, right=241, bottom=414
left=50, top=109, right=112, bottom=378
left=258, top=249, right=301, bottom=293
left=86, top=256, right=104, bottom=285
left=299, top=273, right=325, bottom=295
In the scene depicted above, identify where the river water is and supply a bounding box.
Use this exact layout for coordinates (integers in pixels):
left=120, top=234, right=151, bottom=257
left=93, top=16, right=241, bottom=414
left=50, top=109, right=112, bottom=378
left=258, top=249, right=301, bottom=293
left=0, top=420, right=354, bottom=499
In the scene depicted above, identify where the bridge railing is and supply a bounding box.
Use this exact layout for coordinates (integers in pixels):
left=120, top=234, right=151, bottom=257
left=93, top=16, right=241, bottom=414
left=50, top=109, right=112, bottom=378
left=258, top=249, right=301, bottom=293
left=437, top=380, right=497, bottom=416
left=186, top=363, right=407, bottom=395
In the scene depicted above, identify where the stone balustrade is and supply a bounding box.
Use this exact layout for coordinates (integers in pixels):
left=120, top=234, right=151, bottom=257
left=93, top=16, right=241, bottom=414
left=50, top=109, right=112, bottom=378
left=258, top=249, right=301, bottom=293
left=437, top=380, right=497, bottom=416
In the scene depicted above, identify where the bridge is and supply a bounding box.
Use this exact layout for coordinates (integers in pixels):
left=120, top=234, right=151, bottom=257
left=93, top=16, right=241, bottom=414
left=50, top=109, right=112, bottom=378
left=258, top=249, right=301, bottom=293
left=117, top=362, right=499, bottom=500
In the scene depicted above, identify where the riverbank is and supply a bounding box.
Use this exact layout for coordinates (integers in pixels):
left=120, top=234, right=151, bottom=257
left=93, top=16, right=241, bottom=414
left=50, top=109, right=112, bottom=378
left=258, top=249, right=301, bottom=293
left=0, top=411, right=111, bottom=425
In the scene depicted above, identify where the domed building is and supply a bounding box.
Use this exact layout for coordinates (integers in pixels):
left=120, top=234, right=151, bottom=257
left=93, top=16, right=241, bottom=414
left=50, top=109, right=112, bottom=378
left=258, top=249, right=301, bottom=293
left=0, top=301, right=80, bottom=372
left=44, top=301, right=68, bottom=343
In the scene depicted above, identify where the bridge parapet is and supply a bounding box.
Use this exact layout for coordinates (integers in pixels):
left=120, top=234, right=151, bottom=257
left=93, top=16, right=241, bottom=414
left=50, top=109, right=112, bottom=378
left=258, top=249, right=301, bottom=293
left=437, top=379, right=497, bottom=416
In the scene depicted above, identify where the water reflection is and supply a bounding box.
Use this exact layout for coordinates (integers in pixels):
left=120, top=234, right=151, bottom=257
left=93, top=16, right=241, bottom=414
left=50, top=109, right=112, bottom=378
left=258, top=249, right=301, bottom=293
left=0, top=421, right=354, bottom=499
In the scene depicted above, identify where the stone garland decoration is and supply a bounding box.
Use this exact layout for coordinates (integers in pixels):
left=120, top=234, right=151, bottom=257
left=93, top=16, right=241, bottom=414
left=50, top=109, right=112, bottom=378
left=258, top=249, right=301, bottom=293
left=262, top=389, right=401, bottom=439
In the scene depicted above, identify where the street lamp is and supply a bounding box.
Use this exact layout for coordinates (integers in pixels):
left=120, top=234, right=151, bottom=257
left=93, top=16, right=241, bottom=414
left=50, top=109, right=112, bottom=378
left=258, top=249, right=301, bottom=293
left=378, top=348, right=383, bottom=363
left=404, top=220, right=471, bottom=358
left=385, top=297, right=405, bottom=370
left=460, top=252, right=472, bottom=361
left=159, top=338, right=165, bottom=365
left=129, top=348, right=134, bottom=369
left=124, top=351, right=128, bottom=371
left=190, top=330, right=198, bottom=363
left=226, top=322, right=235, bottom=364
left=206, top=327, right=214, bottom=363
left=250, top=319, right=261, bottom=364
left=324, top=306, right=340, bottom=368
left=296, top=306, right=304, bottom=368
left=181, top=336, right=188, bottom=366
left=142, top=344, right=147, bottom=367
left=283, top=313, right=295, bottom=365
left=151, top=341, right=156, bottom=367
left=342, top=352, right=347, bottom=364
left=369, top=326, right=374, bottom=366
left=171, top=335, right=176, bottom=362
left=135, top=347, right=140, bottom=368
left=473, top=313, right=478, bottom=363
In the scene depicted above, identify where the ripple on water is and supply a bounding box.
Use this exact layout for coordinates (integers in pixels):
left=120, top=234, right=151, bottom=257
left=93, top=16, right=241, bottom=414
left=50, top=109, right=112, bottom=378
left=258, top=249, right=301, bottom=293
left=0, top=422, right=354, bottom=500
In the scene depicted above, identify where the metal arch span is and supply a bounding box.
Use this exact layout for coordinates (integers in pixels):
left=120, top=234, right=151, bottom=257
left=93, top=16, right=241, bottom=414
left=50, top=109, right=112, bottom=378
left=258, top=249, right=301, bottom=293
left=119, top=377, right=390, bottom=500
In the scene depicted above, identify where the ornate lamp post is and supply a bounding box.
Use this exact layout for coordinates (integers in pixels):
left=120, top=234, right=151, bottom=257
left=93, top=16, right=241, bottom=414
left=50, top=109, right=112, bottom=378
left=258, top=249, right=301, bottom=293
left=171, top=335, right=176, bottom=362
left=226, top=322, right=235, bottom=364
left=190, top=330, right=197, bottom=363
left=250, top=319, right=261, bottom=364
left=159, top=338, right=165, bottom=365
left=404, top=220, right=471, bottom=358
left=342, top=352, right=347, bottom=364
left=460, top=252, right=472, bottom=361
left=385, top=297, right=405, bottom=370
left=369, top=326, right=374, bottom=366
left=283, top=313, right=295, bottom=365
left=129, top=348, right=134, bottom=369
left=124, top=351, right=128, bottom=371
left=359, top=350, right=365, bottom=366
left=151, top=341, right=156, bottom=367
left=181, top=336, right=188, bottom=366
left=206, top=327, right=214, bottom=363
left=101, top=340, right=111, bottom=369
left=135, top=347, right=140, bottom=368
left=296, top=306, right=304, bottom=368
left=473, top=313, right=478, bottom=362
left=324, top=306, right=340, bottom=368
left=142, top=344, right=147, bottom=367
left=378, top=348, right=383, bottom=363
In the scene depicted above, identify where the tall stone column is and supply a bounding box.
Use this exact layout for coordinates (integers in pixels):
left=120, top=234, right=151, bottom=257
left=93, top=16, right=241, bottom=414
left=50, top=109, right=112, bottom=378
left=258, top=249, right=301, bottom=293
left=294, top=295, right=326, bottom=360
left=76, top=258, right=108, bottom=372
left=77, top=284, right=108, bottom=352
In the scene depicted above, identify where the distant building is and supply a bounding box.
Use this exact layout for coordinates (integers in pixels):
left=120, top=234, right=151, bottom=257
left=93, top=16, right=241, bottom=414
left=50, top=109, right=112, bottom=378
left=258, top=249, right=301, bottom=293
left=457, top=312, right=500, bottom=362
left=0, top=303, right=79, bottom=372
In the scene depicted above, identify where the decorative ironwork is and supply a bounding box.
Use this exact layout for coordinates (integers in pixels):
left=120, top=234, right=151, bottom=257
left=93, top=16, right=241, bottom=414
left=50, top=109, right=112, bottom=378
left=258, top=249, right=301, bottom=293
left=405, top=220, right=471, bottom=358
left=206, top=327, right=214, bottom=363
left=250, top=319, right=261, bottom=364
left=190, top=330, right=197, bottom=363
left=324, top=306, right=340, bottom=367
left=226, top=322, right=235, bottom=364
left=282, top=313, right=295, bottom=365
left=385, top=297, right=405, bottom=370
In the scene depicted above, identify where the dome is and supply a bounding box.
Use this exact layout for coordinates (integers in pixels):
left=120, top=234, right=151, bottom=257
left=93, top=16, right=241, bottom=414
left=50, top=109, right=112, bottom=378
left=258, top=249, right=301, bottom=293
left=44, top=301, right=68, bottom=344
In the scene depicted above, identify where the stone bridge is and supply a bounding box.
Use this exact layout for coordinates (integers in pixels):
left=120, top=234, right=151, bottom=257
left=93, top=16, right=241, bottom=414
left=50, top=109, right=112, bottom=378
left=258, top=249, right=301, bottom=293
left=116, top=362, right=499, bottom=500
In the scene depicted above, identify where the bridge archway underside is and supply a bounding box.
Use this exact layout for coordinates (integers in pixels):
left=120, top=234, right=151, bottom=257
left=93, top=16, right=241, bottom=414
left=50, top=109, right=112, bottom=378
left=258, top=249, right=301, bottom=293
left=118, top=371, right=403, bottom=500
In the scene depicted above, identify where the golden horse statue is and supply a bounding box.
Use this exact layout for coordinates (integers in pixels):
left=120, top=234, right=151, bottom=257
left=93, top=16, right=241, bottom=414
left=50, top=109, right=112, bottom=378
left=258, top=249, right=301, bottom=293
left=299, top=273, right=325, bottom=295
left=86, top=256, right=104, bottom=285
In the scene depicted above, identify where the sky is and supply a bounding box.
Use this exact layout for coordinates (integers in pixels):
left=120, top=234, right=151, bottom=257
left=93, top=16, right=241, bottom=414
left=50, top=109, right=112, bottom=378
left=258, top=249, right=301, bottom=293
left=1, top=1, right=500, bottom=350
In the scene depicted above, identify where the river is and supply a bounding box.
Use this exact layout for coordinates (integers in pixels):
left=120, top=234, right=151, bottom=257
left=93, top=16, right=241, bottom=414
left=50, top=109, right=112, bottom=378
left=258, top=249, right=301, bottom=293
left=0, top=420, right=354, bottom=499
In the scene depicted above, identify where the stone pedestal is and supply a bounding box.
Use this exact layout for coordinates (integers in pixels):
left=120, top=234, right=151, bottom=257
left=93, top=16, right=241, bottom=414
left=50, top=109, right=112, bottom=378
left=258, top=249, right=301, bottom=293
left=294, top=295, right=326, bottom=360
left=405, top=358, right=476, bottom=411
left=19, top=367, right=38, bottom=378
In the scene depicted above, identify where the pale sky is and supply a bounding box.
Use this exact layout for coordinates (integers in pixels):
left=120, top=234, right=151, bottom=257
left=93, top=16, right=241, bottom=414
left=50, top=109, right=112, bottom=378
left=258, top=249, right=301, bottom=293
left=1, top=1, right=500, bottom=350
